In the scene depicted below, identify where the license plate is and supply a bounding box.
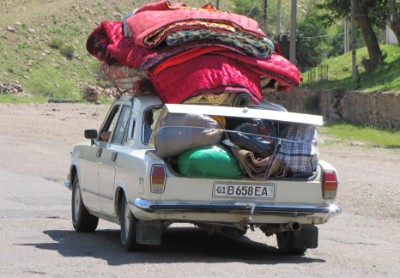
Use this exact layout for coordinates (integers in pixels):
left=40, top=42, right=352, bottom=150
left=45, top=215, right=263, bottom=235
left=213, top=182, right=275, bottom=199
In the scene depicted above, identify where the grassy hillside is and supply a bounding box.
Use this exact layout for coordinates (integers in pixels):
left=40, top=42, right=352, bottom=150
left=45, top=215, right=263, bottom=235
left=302, top=44, right=400, bottom=92
left=0, top=0, right=211, bottom=102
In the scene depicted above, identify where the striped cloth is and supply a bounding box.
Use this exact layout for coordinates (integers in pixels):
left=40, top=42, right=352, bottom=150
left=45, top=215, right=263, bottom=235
left=276, top=124, right=319, bottom=176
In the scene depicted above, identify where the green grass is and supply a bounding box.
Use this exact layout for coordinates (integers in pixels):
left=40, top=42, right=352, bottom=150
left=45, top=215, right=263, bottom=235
left=26, top=64, right=82, bottom=99
left=0, top=0, right=145, bottom=103
left=320, top=123, right=400, bottom=148
left=0, top=94, right=47, bottom=103
left=302, top=44, right=400, bottom=92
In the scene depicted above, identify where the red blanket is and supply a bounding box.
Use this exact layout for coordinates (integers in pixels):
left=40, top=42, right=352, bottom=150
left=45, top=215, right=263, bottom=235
left=151, top=51, right=301, bottom=89
left=216, top=52, right=301, bottom=88
left=147, top=55, right=262, bottom=104
left=86, top=21, right=125, bottom=64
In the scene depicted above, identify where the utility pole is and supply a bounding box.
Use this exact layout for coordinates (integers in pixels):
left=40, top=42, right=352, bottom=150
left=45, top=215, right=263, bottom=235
left=276, top=0, right=281, bottom=36
left=290, top=0, right=297, bottom=64
left=262, top=0, right=268, bottom=33
left=351, top=0, right=357, bottom=81
left=216, top=0, right=219, bottom=9
left=344, top=16, right=349, bottom=53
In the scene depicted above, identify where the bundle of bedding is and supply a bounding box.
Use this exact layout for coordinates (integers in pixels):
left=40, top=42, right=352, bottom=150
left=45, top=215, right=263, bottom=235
left=86, top=0, right=301, bottom=104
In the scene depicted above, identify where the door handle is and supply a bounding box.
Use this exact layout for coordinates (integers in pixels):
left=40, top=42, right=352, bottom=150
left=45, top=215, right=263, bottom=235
left=96, top=148, right=102, bottom=158
left=111, top=152, right=118, bottom=162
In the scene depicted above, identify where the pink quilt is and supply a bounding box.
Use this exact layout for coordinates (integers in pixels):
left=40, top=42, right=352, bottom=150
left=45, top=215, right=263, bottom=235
left=150, top=51, right=301, bottom=90
left=216, top=52, right=302, bottom=87
left=147, top=55, right=263, bottom=104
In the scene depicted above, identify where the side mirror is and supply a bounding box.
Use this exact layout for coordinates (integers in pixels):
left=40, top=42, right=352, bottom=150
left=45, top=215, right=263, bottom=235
left=84, top=129, right=98, bottom=139
left=84, top=129, right=98, bottom=146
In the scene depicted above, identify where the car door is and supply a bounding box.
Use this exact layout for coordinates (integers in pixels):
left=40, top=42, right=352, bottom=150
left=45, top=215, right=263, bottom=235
left=98, top=104, right=132, bottom=214
left=81, top=103, right=122, bottom=212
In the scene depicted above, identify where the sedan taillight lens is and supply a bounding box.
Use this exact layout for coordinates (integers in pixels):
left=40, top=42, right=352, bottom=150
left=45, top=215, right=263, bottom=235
left=150, top=165, right=166, bottom=193
left=322, top=170, right=338, bottom=200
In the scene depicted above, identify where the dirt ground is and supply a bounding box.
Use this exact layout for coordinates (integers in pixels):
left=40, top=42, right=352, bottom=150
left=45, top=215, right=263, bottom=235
left=1, top=102, right=400, bottom=277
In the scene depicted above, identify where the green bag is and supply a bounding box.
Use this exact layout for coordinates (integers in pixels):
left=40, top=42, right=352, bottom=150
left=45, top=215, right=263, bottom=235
left=178, top=145, right=244, bottom=178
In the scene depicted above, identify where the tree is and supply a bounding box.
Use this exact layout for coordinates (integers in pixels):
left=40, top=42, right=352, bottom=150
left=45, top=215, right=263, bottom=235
left=354, top=0, right=384, bottom=70
left=297, top=12, right=329, bottom=67
left=317, top=0, right=384, bottom=71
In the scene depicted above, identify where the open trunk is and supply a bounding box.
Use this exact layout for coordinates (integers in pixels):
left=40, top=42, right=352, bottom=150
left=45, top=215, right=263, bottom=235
left=150, top=103, right=322, bottom=181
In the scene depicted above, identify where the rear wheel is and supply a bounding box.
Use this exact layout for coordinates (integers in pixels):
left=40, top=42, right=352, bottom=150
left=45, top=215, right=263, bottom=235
left=71, top=175, right=99, bottom=232
left=120, top=195, right=145, bottom=251
left=276, top=225, right=318, bottom=255
left=276, top=231, right=307, bottom=255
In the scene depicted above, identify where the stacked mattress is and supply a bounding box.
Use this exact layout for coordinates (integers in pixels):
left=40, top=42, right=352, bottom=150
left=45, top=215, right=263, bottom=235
left=86, top=0, right=301, bottom=105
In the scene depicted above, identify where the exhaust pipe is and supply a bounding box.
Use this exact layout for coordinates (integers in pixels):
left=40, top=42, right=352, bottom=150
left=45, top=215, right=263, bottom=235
left=285, top=222, right=301, bottom=232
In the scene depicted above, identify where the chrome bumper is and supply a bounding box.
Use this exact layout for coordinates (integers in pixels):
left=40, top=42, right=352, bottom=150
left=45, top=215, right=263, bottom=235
left=133, top=198, right=342, bottom=217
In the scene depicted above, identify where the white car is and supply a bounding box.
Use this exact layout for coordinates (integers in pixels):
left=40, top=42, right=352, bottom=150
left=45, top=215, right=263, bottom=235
left=65, top=94, right=341, bottom=254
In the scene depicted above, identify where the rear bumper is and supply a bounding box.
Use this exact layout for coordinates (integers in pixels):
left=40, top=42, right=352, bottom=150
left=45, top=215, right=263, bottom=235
left=133, top=198, right=342, bottom=218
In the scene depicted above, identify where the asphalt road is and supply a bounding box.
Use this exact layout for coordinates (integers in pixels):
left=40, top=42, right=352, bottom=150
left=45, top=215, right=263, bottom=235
left=1, top=103, right=399, bottom=277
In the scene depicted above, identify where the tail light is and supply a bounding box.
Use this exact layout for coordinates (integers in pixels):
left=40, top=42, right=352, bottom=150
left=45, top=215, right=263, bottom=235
left=322, top=170, right=338, bottom=200
left=150, top=164, right=166, bottom=193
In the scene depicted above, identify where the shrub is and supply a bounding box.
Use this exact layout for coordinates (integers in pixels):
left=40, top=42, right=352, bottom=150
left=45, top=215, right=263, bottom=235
left=60, top=44, right=75, bottom=60
left=49, top=38, right=64, bottom=50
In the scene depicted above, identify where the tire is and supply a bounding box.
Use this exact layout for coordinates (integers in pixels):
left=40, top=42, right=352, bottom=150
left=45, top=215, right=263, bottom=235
left=276, top=231, right=307, bottom=255
left=119, top=195, right=145, bottom=251
left=71, top=175, right=99, bottom=232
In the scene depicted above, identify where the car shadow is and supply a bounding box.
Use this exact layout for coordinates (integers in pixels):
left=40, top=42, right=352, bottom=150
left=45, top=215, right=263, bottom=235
left=27, top=227, right=325, bottom=266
